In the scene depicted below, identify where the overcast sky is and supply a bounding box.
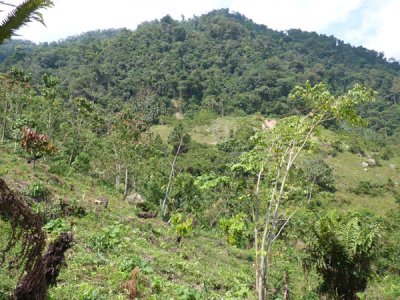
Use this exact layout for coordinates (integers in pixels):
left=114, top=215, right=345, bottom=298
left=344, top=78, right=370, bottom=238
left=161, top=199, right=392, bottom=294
left=6, top=0, right=400, bottom=60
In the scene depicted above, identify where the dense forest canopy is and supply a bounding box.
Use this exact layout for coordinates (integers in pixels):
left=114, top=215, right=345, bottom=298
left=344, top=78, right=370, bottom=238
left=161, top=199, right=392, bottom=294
left=0, top=9, right=399, bottom=134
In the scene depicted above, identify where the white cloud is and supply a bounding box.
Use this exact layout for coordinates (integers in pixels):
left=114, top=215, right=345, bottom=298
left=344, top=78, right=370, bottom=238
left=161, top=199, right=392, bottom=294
left=362, top=0, right=400, bottom=59
left=229, top=0, right=364, bottom=32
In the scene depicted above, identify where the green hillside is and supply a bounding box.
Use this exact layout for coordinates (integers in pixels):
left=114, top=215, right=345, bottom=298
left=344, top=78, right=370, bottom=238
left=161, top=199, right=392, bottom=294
left=1, top=9, right=400, bottom=134
left=1, top=112, right=400, bottom=298
left=0, top=8, right=400, bottom=300
left=0, top=144, right=255, bottom=299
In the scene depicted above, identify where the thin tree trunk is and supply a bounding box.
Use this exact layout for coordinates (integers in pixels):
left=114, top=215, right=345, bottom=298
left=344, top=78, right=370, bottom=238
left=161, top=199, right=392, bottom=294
left=282, top=270, right=289, bottom=300
left=133, top=175, right=138, bottom=192
left=1, top=94, right=7, bottom=144
left=33, top=153, right=36, bottom=174
left=258, top=149, right=287, bottom=300
left=258, top=116, right=323, bottom=299
left=263, top=145, right=296, bottom=296
left=48, top=112, right=52, bottom=138
left=254, top=168, right=263, bottom=295
left=124, top=168, right=129, bottom=199
left=68, top=149, right=74, bottom=166
left=14, top=102, right=19, bottom=152
left=115, top=163, right=121, bottom=192
left=161, top=136, right=183, bottom=217
left=264, top=157, right=293, bottom=298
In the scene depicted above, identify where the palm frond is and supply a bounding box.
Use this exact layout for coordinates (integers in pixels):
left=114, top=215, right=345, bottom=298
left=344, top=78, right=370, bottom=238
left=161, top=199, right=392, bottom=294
left=0, top=1, right=16, bottom=9
left=0, top=0, right=53, bottom=44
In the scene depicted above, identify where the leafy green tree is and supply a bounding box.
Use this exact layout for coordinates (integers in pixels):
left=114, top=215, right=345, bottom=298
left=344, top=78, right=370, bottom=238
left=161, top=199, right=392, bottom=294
left=40, top=74, right=63, bottom=138
left=63, top=98, right=93, bottom=166
left=303, top=211, right=380, bottom=298
left=390, top=77, right=400, bottom=104
left=0, top=67, right=31, bottom=146
left=168, top=123, right=191, bottom=154
left=303, top=158, right=335, bottom=192
left=169, top=172, right=200, bottom=213
left=234, top=81, right=375, bottom=299
left=108, top=110, right=149, bottom=194
left=71, top=152, right=91, bottom=174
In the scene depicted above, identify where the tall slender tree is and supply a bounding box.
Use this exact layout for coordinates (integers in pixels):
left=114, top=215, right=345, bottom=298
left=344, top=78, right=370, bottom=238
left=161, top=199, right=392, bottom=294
left=234, top=81, right=376, bottom=299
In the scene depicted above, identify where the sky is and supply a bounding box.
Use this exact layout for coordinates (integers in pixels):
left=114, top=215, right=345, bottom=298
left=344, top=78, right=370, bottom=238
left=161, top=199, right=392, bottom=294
left=5, top=0, right=400, bottom=60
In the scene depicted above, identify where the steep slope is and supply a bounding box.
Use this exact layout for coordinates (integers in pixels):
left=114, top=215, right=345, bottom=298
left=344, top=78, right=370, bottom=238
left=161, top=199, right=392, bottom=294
left=0, top=145, right=256, bottom=299
left=1, top=117, right=399, bottom=298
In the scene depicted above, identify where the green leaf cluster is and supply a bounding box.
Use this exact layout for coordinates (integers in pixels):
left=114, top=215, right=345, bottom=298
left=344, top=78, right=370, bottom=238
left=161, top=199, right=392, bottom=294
left=303, top=211, right=381, bottom=298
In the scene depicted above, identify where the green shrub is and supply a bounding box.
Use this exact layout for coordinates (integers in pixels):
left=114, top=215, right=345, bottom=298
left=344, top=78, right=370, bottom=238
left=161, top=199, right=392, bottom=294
left=307, top=191, right=335, bottom=211
left=72, top=152, right=91, bottom=173
left=170, top=173, right=201, bottom=212
left=24, top=181, right=50, bottom=201
left=220, top=213, right=249, bottom=248
left=303, top=211, right=381, bottom=298
left=348, top=143, right=365, bottom=156
left=43, top=218, right=71, bottom=237
left=301, top=291, right=319, bottom=300
left=223, top=278, right=252, bottom=299
left=151, top=277, right=163, bottom=294
left=303, top=158, right=335, bottom=192
left=118, top=255, right=142, bottom=273
left=168, top=124, right=191, bottom=154
left=331, top=140, right=343, bottom=152
left=350, top=181, right=386, bottom=197
left=383, top=284, right=400, bottom=298
left=49, top=158, right=68, bottom=175
left=60, top=199, right=86, bottom=217
left=170, top=213, right=193, bottom=241
left=76, top=283, right=104, bottom=300
left=380, top=147, right=393, bottom=160
left=395, top=192, right=400, bottom=205
left=0, top=273, right=13, bottom=300
left=89, top=223, right=124, bottom=251
left=176, top=286, right=202, bottom=300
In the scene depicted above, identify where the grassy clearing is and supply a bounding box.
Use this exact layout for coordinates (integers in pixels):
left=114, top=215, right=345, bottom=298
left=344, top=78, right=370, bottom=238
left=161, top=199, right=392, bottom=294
left=190, top=117, right=254, bottom=145
left=151, top=125, right=172, bottom=143
left=327, top=150, right=399, bottom=215
left=153, top=114, right=261, bottom=145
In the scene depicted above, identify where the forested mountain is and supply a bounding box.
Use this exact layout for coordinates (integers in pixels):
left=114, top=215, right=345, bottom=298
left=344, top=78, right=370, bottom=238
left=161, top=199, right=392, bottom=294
left=1, top=9, right=399, bottom=133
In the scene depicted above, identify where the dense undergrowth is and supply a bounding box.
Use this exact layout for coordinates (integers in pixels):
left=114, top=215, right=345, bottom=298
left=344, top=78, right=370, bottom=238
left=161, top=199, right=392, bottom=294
left=1, top=114, right=399, bottom=299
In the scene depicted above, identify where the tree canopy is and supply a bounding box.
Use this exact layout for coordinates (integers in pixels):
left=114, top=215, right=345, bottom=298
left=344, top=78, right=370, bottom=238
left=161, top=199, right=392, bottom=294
left=0, top=9, right=399, bottom=133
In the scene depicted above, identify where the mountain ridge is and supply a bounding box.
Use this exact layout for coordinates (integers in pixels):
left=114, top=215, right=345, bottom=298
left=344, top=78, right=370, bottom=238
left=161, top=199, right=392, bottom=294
left=1, top=8, right=399, bottom=133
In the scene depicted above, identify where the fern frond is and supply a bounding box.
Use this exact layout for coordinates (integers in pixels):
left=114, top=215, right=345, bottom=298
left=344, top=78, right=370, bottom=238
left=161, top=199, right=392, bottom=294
left=0, top=0, right=53, bottom=44
left=337, top=217, right=360, bottom=256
